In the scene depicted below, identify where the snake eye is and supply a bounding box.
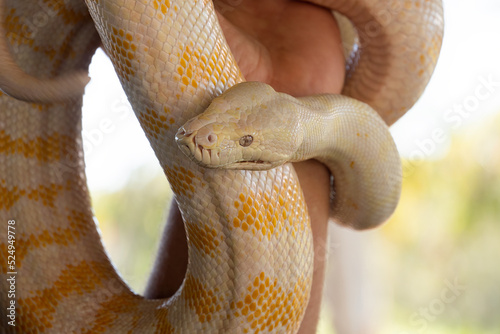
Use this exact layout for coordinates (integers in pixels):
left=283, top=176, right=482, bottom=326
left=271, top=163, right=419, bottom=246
left=239, top=135, right=253, bottom=147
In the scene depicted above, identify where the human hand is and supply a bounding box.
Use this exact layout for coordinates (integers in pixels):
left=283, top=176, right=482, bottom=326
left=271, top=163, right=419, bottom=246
left=216, top=0, right=345, bottom=96
left=217, top=1, right=345, bottom=332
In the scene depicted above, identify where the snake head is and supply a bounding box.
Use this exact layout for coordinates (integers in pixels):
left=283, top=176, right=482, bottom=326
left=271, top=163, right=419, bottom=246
left=175, top=82, right=304, bottom=170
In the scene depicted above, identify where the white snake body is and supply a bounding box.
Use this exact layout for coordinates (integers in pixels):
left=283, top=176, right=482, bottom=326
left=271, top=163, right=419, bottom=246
left=176, top=82, right=401, bottom=229
left=0, top=0, right=443, bottom=333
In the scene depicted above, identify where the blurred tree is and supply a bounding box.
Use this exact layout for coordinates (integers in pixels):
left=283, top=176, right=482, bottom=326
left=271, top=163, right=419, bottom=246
left=377, top=111, right=500, bottom=333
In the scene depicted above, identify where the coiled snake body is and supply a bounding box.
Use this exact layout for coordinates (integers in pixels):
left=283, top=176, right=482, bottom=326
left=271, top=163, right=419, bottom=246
left=0, top=0, right=443, bottom=333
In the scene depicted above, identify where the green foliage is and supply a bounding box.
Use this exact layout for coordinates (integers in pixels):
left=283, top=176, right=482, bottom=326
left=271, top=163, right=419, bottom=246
left=380, top=112, right=500, bottom=333
left=92, top=166, right=172, bottom=293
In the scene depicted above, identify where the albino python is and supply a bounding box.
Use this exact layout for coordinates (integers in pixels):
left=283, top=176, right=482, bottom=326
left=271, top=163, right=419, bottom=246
left=0, top=0, right=443, bottom=333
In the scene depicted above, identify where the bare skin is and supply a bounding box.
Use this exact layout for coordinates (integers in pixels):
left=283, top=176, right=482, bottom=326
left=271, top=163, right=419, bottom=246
left=145, top=1, right=345, bottom=332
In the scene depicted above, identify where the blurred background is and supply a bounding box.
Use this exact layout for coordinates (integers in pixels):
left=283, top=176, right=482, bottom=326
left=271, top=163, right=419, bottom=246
left=81, top=0, right=500, bottom=333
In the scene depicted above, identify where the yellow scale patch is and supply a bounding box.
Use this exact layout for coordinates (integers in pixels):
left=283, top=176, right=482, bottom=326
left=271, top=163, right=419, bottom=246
left=182, top=274, right=222, bottom=323
left=5, top=3, right=89, bottom=72
left=152, top=0, right=181, bottom=22
left=230, top=272, right=311, bottom=333
left=153, top=308, right=175, bottom=334
left=4, top=8, right=34, bottom=47
left=0, top=210, right=91, bottom=270
left=23, top=182, right=62, bottom=208
left=175, top=41, right=232, bottom=93
left=163, top=165, right=197, bottom=199
left=0, top=130, right=74, bottom=162
left=79, top=293, right=143, bottom=334
left=0, top=183, right=25, bottom=211
left=15, top=260, right=107, bottom=333
left=108, top=26, right=137, bottom=82
left=0, top=181, right=63, bottom=211
left=232, top=176, right=308, bottom=240
left=153, top=0, right=171, bottom=16
left=136, top=107, right=175, bottom=140
left=185, top=221, right=222, bottom=258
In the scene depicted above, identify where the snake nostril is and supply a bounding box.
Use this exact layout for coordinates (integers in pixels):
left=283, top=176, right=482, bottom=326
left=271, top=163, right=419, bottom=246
left=194, top=132, right=217, bottom=147
left=207, top=134, right=217, bottom=144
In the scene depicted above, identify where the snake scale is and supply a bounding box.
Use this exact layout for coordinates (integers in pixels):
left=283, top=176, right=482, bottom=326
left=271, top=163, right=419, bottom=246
left=0, top=0, right=443, bottom=333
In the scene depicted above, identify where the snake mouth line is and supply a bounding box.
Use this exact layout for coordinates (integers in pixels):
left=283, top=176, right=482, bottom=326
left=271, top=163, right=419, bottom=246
left=228, top=159, right=274, bottom=171
left=236, top=160, right=266, bottom=165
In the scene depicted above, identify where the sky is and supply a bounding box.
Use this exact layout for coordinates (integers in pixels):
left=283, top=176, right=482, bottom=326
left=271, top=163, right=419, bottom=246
left=81, top=0, right=500, bottom=192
